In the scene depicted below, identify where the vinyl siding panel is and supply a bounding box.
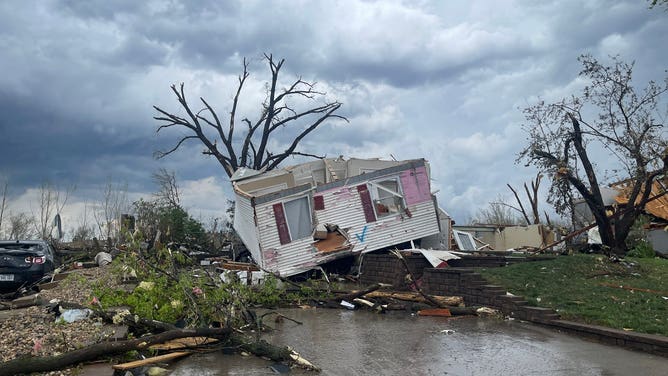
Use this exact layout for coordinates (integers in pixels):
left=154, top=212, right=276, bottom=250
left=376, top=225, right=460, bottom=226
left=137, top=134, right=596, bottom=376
left=253, top=181, right=440, bottom=276
left=233, top=194, right=261, bottom=261
left=316, top=185, right=439, bottom=253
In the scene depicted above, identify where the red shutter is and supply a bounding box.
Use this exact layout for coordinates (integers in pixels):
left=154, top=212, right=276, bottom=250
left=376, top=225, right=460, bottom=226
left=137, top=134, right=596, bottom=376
left=357, top=184, right=376, bottom=223
left=273, top=203, right=291, bottom=245
left=314, top=195, right=325, bottom=210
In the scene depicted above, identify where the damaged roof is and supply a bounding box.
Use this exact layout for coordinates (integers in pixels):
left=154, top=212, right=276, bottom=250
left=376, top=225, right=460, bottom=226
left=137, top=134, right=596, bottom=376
left=613, top=178, right=668, bottom=221
left=233, top=156, right=426, bottom=201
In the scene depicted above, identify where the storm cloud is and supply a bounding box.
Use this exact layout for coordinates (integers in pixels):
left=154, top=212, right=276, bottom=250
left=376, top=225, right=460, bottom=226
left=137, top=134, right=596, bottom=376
left=1, top=0, right=667, bottom=234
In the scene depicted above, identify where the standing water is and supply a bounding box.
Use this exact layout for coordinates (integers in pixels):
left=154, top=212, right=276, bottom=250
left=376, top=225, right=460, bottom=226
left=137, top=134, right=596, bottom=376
left=172, top=308, right=667, bottom=375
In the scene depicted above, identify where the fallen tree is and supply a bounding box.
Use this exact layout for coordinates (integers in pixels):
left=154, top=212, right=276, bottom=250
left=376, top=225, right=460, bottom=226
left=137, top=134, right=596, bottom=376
left=0, top=327, right=231, bottom=376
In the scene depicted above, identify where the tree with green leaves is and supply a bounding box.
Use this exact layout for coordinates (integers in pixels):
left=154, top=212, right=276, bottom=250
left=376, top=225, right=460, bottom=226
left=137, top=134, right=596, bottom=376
left=519, top=55, right=668, bottom=255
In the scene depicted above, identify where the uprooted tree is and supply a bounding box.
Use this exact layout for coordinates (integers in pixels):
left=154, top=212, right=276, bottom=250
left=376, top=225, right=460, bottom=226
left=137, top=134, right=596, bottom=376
left=519, top=54, right=668, bottom=255
left=154, top=53, right=348, bottom=178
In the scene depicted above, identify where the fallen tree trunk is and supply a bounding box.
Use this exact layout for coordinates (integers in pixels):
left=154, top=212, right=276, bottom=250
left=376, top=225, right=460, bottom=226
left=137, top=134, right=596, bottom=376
left=94, top=308, right=178, bottom=334
left=364, top=291, right=463, bottom=306
left=0, top=294, right=42, bottom=310
left=0, top=327, right=231, bottom=376
left=0, top=327, right=319, bottom=375
left=390, top=250, right=454, bottom=308
left=333, top=283, right=382, bottom=302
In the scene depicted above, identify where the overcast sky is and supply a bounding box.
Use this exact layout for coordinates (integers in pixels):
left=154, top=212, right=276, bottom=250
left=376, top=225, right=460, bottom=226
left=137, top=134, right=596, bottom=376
left=1, top=0, right=667, bottom=236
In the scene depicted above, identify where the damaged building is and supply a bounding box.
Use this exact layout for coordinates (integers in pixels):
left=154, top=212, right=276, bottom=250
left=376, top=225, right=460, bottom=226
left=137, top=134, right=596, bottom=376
left=231, top=157, right=448, bottom=277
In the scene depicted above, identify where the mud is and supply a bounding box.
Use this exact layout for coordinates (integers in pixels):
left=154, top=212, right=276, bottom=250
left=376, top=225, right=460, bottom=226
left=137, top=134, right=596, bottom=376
left=172, top=308, right=667, bottom=375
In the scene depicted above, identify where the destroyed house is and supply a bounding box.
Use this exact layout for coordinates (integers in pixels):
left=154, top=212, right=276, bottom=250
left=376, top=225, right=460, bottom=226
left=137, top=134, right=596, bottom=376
left=232, top=157, right=442, bottom=276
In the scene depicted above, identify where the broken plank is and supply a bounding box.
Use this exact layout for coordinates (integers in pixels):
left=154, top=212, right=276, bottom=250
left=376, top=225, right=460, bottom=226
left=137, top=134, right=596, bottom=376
left=598, top=282, right=668, bottom=295
left=417, top=308, right=452, bottom=317
left=112, top=351, right=191, bottom=370
left=149, top=337, right=219, bottom=350
left=364, top=291, right=463, bottom=306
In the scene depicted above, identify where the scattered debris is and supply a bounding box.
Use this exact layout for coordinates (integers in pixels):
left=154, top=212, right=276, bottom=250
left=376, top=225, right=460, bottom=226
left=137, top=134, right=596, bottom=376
left=340, top=300, right=355, bottom=310
left=59, top=308, right=93, bottom=323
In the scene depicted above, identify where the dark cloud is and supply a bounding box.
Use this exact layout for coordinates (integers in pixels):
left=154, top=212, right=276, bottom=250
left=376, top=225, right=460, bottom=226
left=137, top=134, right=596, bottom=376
left=1, top=0, right=667, bottom=225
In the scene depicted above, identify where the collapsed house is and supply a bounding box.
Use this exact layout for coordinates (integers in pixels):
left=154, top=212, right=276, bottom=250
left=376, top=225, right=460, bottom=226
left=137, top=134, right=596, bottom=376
left=452, top=223, right=557, bottom=251
left=231, top=157, right=447, bottom=276
left=570, top=177, right=668, bottom=257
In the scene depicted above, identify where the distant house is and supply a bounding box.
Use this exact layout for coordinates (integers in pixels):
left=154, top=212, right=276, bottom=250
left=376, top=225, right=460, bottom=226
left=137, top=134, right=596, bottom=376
left=452, top=223, right=557, bottom=251
left=231, top=157, right=446, bottom=276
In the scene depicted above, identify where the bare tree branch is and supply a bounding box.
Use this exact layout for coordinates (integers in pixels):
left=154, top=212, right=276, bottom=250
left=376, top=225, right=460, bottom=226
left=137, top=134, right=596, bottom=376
left=154, top=54, right=347, bottom=178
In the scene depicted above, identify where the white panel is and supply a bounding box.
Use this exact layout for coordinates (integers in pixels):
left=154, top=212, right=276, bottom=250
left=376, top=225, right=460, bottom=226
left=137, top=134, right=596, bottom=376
left=315, top=186, right=439, bottom=254
left=233, top=194, right=261, bottom=261
left=250, top=173, right=440, bottom=277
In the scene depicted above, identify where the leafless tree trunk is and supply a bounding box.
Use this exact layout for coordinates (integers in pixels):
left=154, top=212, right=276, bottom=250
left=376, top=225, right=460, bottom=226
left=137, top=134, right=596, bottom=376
left=94, top=180, right=128, bottom=245
left=507, top=173, right=543, bottom=225
left=0, top=178, right=7, bottom=237
left=72, top=201, right=95, bottom=242
left=32, top=183, right=73, bottom=241
left=154, top=53, right=348, bottom=178
left=8, top=212, right=35, bottom=240
left=152, top=168, right=180, bottom=208
left=473, top=196, right=522, bottom=225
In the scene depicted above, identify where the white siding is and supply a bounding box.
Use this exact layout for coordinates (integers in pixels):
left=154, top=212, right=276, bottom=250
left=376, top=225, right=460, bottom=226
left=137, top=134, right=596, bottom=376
left=253, top=182, right=440, bottom=276
left=255, top=197, right=324, bottom=276
left=233, top=194, right=261, bottom=261
left=316, top=186, right=439, bottom=253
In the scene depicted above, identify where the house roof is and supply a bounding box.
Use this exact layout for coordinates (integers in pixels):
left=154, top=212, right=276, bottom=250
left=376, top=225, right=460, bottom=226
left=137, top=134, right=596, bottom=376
left=613, top=179, right=668, bottom=221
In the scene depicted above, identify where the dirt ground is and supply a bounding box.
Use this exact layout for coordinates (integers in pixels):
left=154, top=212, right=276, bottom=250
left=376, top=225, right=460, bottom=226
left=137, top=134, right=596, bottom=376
left=0, top=266, right=123, bottom=375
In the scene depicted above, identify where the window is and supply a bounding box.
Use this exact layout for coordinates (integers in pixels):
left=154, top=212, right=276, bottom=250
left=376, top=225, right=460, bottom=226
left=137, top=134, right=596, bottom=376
left=274, top=196, right=313, bottom=244
left=369, top=178, right=405, bottom=218
left=453, top=230, right=476, bottom=251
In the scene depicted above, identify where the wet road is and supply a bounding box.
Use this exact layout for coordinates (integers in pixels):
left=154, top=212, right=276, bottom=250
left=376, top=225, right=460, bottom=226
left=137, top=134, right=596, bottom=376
left=172, top=308, right=667, bottom=375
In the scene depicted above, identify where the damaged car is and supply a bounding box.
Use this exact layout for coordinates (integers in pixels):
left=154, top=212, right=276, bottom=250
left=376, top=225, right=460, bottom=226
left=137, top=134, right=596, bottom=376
left=0, top=240, right=56, bottom=292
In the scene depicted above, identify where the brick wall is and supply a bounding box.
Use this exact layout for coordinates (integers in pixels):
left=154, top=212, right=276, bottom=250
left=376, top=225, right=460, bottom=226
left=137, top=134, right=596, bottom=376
left=421, top=268, right=559, bottom=322
left=359, top=253, right=430, bottom=289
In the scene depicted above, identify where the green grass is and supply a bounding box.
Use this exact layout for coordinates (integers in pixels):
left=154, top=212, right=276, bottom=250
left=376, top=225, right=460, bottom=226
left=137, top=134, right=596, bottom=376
left=477, top=254, right=668, bottom=336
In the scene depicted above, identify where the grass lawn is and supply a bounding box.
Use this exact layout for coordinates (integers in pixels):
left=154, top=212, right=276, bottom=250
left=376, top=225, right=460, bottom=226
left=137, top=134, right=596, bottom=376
left=477, top=254, right=668, bottom=336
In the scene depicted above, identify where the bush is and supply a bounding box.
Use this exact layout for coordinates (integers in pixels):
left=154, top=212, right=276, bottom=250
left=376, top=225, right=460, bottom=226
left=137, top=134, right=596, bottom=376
left=627, top=240, right=655, bottom=258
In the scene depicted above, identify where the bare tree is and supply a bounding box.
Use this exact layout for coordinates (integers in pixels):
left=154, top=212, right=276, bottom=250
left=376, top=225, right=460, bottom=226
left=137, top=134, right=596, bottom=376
left=32, top=182, right=73, bottom=240
left=154, top=54, right=348, bottom=177
left=506, top=173, right=543, bottom=225
left=8, top=212, right=35, bottom=240
left=472, top=197, right=523, bottom=225
left=94, top=180, right=129, bottom=244
left=72, top=202, right=95, bottom=242
left=152, top=168, right=180, bottom=208
left=0, top=178, right=8, bottom=237
left=520, top=55, right=668, bottom=255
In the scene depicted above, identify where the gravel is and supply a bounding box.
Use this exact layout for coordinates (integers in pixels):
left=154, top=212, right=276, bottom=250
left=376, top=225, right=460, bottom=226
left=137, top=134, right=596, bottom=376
left=0, top=266, right=124, bottom=375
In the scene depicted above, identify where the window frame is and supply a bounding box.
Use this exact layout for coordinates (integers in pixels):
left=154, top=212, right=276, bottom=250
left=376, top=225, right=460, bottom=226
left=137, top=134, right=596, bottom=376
left=368, top=177, right=406, bottom=219
left=281, top=195, right=313, bottom=242
left=453, top=230, right=476, bottom=251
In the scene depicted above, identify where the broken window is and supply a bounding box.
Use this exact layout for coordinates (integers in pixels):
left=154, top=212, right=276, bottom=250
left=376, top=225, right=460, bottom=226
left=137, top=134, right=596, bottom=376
left=369, top=178, right=405, bottom=218
left=453, top=230, right=476, bottom=251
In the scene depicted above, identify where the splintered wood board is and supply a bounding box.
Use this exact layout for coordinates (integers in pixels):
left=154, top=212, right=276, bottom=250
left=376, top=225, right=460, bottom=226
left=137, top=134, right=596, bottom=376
left=149, top=336, right=219, bottom=350
left=417, top=308, right=452, bottom=317
left=112, top=351, right=191, bottom=370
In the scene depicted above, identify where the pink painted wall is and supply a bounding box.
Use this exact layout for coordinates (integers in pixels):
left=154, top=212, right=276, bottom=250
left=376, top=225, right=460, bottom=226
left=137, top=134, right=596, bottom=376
left=400, top=166, right=432, bottom=205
